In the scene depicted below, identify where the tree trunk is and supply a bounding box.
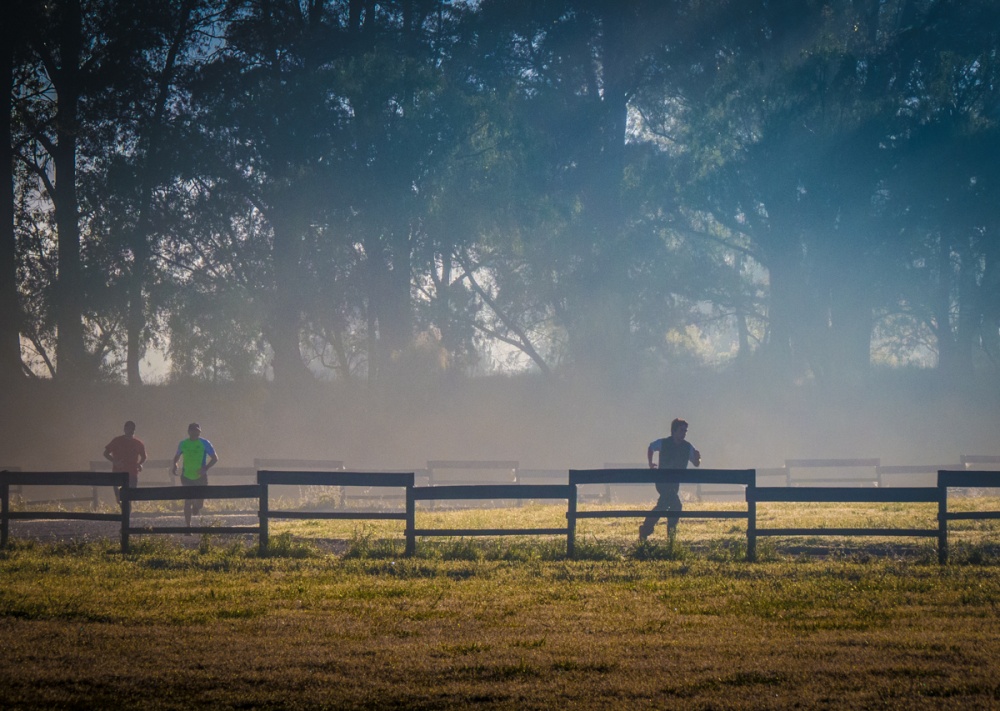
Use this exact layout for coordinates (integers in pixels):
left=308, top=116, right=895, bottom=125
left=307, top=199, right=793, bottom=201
left=568, top=3, right=631, bottom=377
left=51, top=1, right=86, bottom=381
left=42, top=0, right=87, bottom=382
left=366, top=228, right=413, bottom=379
left=760, top=230, right=801, bottom=380
left=126, top=0, right=196, bottom=386
left=829, top=280, right=873, bottom=384
left=53, top=132, right=85, bottom=381
left=125, top=227, right=148, bottom=386
left=269, top=208, right=313, bottom=386
left=0, top=20, right=22, bottom=383
left=932, top=232, right=966, bottom=379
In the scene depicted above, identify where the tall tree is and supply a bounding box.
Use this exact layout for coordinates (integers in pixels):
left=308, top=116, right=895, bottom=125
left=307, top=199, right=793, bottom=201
left=119, top=0, right=219, bottom=385
left=0, top=0, right=26, bottom=382
left=191, top=0, right=343, bottom=385
left=32, top=0, right=88, bottom=380
left=468, top=0, right=690, bottom=377
left=16, top=0, right=160, bottom=381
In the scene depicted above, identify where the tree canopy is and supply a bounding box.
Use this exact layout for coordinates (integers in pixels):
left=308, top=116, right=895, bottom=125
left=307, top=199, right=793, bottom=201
left=3, top=0, right=998, bottom=387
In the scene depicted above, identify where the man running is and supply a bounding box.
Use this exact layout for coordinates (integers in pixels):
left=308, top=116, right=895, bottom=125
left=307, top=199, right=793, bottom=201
left=103, top=421, right=147, bottom=504
left=639, top=418, right=701, bottom=541
left=170, top=422, right=218, bottom=527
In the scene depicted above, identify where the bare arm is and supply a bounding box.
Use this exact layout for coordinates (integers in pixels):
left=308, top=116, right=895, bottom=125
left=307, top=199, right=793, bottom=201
left=647, top=446, right=656, bottom=469
left=203, top=452, right=218, bottom=474
left=690, top=446, right=701, bottom=467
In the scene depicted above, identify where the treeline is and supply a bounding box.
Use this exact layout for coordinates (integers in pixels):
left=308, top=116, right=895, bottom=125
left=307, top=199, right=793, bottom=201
left=2, top=0, right=998, bottom=387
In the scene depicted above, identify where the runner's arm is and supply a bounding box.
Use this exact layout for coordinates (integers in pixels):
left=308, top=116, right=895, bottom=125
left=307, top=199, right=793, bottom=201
left=690, top=446, right=701, bottom=467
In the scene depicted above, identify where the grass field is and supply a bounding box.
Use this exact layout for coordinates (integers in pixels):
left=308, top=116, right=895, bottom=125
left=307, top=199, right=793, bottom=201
left=2, top=501, right=1000, bottom=709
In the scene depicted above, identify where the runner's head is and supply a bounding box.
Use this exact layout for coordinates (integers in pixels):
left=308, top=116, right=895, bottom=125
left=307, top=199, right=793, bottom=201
left=187, top=422, right=201, bottom=439
left=124, top=421, right=136, bottom=436
left=671, top=418, right=689, bottom=439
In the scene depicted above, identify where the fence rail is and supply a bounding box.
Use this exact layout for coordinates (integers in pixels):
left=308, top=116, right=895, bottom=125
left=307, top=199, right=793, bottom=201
left=938, top=470, right=1000, bottom=563
left=961, top=455, right=1000, bottom=468
left=120, top=484, right=263, bottom=550
left=568, top=469, right=755, bottom=557
left=1, top=471, right=128, bottom=548
left=749, top=485, right=943, bottom=561
left=257, top=470, right=414, bottom=553
left=253, top=459, right=345, bottom=470
left=407, top=483, right=573, bottom=555
left=784, top=458, right=881, bottom=486
left=877, top=464, right=963, bottom=487
left=3, top=468, right=1000, bottom=563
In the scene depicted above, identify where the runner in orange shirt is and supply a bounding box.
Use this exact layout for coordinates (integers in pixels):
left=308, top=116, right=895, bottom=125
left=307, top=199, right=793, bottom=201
left=103, top=420, right=147, bottom=504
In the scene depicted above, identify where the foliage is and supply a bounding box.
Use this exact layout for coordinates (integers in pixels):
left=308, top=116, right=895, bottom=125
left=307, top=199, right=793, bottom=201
left=4, top=0, right=999, bottom=387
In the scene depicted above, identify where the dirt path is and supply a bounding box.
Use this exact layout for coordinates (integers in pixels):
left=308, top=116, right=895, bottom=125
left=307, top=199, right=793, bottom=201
left=5, top=512, right=263, bottom=550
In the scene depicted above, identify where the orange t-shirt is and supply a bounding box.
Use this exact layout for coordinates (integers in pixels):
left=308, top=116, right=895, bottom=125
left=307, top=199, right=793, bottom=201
left=104, top=435, right=147, bottom=476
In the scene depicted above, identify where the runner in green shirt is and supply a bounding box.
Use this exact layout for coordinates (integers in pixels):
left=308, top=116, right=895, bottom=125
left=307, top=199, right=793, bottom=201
left=170, top=422, right=218, bottom=527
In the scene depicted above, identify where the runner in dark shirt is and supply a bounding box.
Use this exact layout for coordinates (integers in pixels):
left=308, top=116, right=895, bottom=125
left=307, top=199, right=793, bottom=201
left=639, top=418, right=700, bottom=541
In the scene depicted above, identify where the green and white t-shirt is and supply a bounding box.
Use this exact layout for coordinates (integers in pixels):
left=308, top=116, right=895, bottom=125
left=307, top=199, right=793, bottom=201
left=175, top=438, right=216, bottom=480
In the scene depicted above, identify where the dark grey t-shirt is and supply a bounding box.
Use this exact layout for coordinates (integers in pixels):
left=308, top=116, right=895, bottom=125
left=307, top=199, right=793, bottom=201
left=649, top=437, right=695, bottom=469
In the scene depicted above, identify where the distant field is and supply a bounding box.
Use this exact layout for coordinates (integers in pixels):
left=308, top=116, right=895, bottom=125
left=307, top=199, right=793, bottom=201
left=2, top=503, right=1000, bottom=709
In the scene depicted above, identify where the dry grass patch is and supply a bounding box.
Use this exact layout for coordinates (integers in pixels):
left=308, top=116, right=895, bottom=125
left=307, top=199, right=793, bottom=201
left=2, top=528, right=1000, bottom=708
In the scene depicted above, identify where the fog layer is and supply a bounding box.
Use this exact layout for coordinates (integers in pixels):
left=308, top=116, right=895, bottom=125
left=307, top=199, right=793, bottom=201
left=1, top=372, right=996, bottom=475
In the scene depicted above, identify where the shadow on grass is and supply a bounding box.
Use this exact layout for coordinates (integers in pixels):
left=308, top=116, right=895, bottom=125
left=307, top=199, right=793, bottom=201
left=257, top=532, right=319, bottom=559
left=948, top=541, right=1000, bottom=565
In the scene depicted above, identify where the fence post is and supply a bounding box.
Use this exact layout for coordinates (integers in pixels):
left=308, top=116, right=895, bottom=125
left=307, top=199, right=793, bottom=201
left=1, top=482, right=8, bottom=548
left=405, top=483, right=415, bottom=556
left=746, top=480, right=757, bottom=563
left=938, top=478, right=948, bottom=565
left=259, top=481, right=269, bottom=555
left=567, top=483, right=577, bottom=558
left=120, top=485, right=131, bottom=554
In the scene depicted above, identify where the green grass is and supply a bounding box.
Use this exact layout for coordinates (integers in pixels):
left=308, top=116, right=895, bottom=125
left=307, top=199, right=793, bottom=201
left=2, top=501, right=1000, bottom=708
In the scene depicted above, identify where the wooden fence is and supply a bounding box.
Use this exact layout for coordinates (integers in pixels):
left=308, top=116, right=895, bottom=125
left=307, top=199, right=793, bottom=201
left=93, top=460, right=259, bottom=481
left=1, top=466, right=22, bottom=506
left=3, top=468, right=1000, bottom=563
left=258, top=470, right=413, bottom=553
left=11, top=463, right=113, bottom=510
left=406, top=484, right=573, bottom=555
left=427, top=460, right=519, bottom=486
left=90, top=459, right=174, bottom=475
left=748, top=485, right=942, bottom=562
left=877, top=464, right=963, bottom=488
left=425, top=461, right=520, bottom=509
left=784, top=458, right=881, bottom=486
left=568, top=469, right=755, bottom=557
left=120, top=484, right=262, bottom=551
left=253, top=458, right=345, bottom=470
left=1, top=471, right=128, bottom=548
left=961, top=455, right=1000, bottom=469
left=938, top=470, right=1000, bottom=564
